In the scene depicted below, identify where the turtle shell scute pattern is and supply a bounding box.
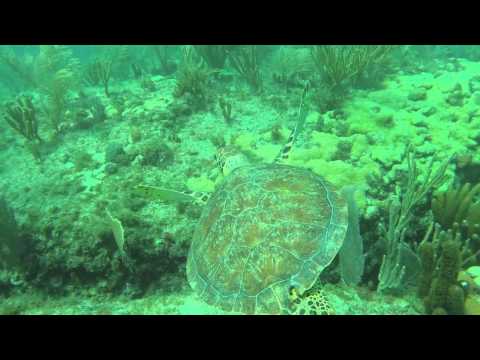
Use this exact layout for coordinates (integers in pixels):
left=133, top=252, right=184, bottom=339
left=186, top=164, right=348, bottom=314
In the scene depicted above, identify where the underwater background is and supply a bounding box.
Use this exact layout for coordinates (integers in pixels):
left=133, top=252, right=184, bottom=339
left=0, top=45, right=479, bottom=315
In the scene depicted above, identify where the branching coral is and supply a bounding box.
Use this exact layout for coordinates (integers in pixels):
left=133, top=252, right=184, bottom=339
left=377, top=145, right=452, bottom=293
left=417, top=223, right=478, bottom=314
left=152, top=45, right=176, bottom=75
left=0, top=47, right=37, bottom=88
left=0, top=198, right=23, bottom=269
left=271, top=47, right=313, bottom=91
left=83, top=61, right=101, bottom=86
left=43, top=68, right=78, bottom=133
left=432, top=182, right=480, bottom=239
left=33, top=46, right=81, bottom=134
left=174, top=46, right=213, bottom=108
left=430, top=182, right=480, bottom=274
left=311, top=45, right=395, bottom=91
left=108, top=45, right=134, bottom=80
left=194, top=45, right=231, bottom=69
left=218, top=97, right=233, bottom=123
left=34, top=45, right=80, bottom=84
left=83, top=58, right=113, bottom=97
left=228, top=45, right=262, bottom=92
left=3, top=95, right=41, bottom=142
left=86, top=46, right=131, bottom=81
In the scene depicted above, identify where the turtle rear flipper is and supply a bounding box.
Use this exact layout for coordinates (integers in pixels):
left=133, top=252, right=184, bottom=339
left=134, top=185, right=210, bottom=205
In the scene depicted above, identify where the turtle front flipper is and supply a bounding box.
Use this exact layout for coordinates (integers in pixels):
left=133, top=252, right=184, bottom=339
left=274, top=81, right=310, bottom=164
left=134, top=185, right=210, bottom=206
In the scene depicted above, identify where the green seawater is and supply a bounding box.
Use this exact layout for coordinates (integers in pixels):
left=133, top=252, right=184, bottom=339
left=0, top=45, right=479, bottom=315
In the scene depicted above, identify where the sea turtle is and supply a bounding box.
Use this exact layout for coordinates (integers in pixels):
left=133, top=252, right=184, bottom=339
left=136, top=84, right=348, bottom=314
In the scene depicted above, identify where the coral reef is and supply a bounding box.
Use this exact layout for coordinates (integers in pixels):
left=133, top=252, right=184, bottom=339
left=1, top=45, right=480, bottom=314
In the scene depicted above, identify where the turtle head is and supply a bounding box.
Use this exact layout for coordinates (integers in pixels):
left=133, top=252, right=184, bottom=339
left=215, top=146, right=250, bottom=176
left=288, top=284, right=335, bottom=315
